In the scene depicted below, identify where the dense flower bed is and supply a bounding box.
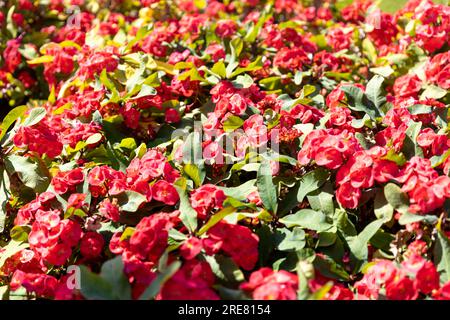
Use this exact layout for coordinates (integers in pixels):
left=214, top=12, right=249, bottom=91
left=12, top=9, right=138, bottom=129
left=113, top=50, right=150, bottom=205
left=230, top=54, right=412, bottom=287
left=0, top=0, right=449, bottom=300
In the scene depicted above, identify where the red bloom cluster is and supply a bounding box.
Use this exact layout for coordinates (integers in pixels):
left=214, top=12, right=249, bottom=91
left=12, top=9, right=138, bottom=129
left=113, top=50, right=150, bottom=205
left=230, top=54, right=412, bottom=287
left=355, top=242, right=442, bottom=299
left=297, top=129, right=361, bottom=170
left=190, top=184, right=226, bottom=218
left=240, top=268, right=298, bottom=300
left=204, top=221, right=259, bottom=271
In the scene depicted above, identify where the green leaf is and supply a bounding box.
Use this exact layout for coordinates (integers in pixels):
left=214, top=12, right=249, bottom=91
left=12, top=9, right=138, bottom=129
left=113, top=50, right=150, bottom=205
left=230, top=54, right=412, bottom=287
left=139, top=261, right=181, bottom=300
left=279, top=183, right=301, bottom=216
left=116, top=190, right=146, bottom=212
left=430, top=149, right=450, bottom=168
left=216, top=179, right=256, bottom=201
left=100, top=69, right=120, bottom=102
left=119, top=138, right=137, bottom=150
left=434, top=229, right=450, bottom=284
left=370, top=66, right=394, bottom=78
left=259, top=76, right=282, bottom=90
left=120, top=227, right=135, bottom=241
left=335, top=0, right=354, bottom=10
left=317, top=232, right=337, bottom=247
left=274, top=227, right=306, bottom=252
left=355, top=132, right=372, bottom=150
left=362, top=39, right=377, bottom=64
left=374, top=191, right=394, bottom=223
left=124, top=26, right=151, bottom=53
left=231, top=74, right=254, bottom=89
left=205, top=255, right=244, bottom=283
left=407, top=104, right=432, bottom=115
left=307, top=185, right=335, bottom=216
left=4, top=155, right=49, bottom=192
left=384, top=183, right=409, bottom=214
left=297, top=168, right=329, bottom=203
left=99, top=256, right=132, bottom=300
left=313, top=254, right=350, bottom=281
left=230, top=56, right=263, bottom=78
left=0, top=169, right=10, bottom=233
left=222, top=115, right=245, bottom=132
left=0, top=105, right=27, bottom=142
left=197, top=206, right=235, bottom=236
left=351, top=114, right=372, bottom=129
left=22, top=107, right=46, bottom=127
left=0, top=286, right=8, bottom=300
left=10, top=225, right=30, bottom=242
left=334, top=209, right=357, bottom=238
left=257, top=158, right=278, bottom=213
left=211, top=60, right=226, bottom=78
left=174, top=179, right=198, bottom=233
left=310, top=34, right=328, bottom=49
left=6, top=6, right=17, bottom=38
left=230, top=37, right=243, bottom=57
left=85, top=133, right=103, bottom=145
left=280, top=209, right=333, bottom=232
left=382, top=149, right=406, bottom=166
left=225, top=40, right=239, bottom=78
left=365, top=75, right=386, bottom=111
left=80, top=256, right=131, bottom=300
left=398, top=212, right=438, bottom=225
left=403, top=121, right=423, bottom=158
left=125, top=58, right=146, bottom=93
left=297, top=260, right=312, bottom=299
left=244, top=12, right=271, bottom=43
left=182, top=132, right=203, bottom=164
left=420, top=84, right=448, bottom=100
left=183, top=163, right=205, bottom=188
left=133, top=84, right=157, bottom=99
left=340, top=84, right=382, bottom=119
left=348, top=219, right=384, bottom=264
left=294, top=71, right=303, bottom=86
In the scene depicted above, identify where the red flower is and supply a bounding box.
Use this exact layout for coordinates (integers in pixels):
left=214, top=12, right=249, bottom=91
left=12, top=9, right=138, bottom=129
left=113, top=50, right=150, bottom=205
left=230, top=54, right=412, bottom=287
left=336, top=182, right=361, bottom=209
left=17, top=71, right=36, bottom=88
left=190, top=184, right=226, bottom=218
left=414, top=260, right=440, bottom=294
left=180, top=237, right=203, bottom=260
left=385, top=275, right=418, bottom=300
left=129, top=213, right=172, bottom=262
left=14, top=124, right=63, bottom=159
left=80, top=232, right=105, bottom=259
left=165, top=108, right=181, bottom=123
left=158, top=260, right=219, bottom=300
left=44, top=243, right=72, bottom=266
left=205, top=43, right=225, bottom=62
left=51, top=168, right=84, bottom=195
left=205, top=221, right=259, bottom=270
left=10, top=270, right=58, bottom=298
left=425, top=52, right=450, bottom=89
left=393, top=74, right=422, bottom=98
left=433, top=282, right=450, bottom=300
left=121, top=104, right=140, bottom=129
left=241, top=268, right=298, bottom=300
left=274, top=47, right=309, bottom=71
left=215, top=20, right=237, bottom=38
left=152, top=180, right=179, bottom=205
left=99, top=198, right=120, bottom=222
left=78, top=50, right=118, bottom=80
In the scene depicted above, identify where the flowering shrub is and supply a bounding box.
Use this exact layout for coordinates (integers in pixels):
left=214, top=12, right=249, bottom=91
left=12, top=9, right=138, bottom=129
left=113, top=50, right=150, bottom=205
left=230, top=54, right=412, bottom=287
left=0, top=0, right=449, bottom=300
